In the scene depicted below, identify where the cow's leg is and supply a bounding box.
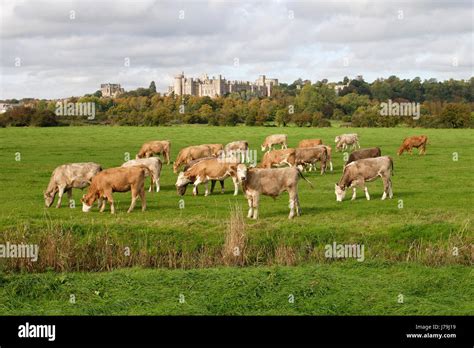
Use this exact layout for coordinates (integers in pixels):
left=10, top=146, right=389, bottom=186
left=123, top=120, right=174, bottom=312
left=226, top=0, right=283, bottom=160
left=127, top=187, right=138, bottom=213
left=99, top=197, right=107, bottom=212
left=166, top=151, right=170, bottom=165
left=247, top=196, right=253, bottom=218
left=204, top=181, right=210, bottom=196
left=140, top=185, right=146, bottom=211
left=220, top=180, right=225, bottom=194
left=155, top=176, right=160, bottom=192
left=364, top=186, right=371, bottom=200
left=104, top=192, right=115, bottom=214
left=210, top=180, right=216, bottom=194
left=320, top=160, right=326, bottom=175
left=56, top=186, right=66, bottom=208
left=388, top=179, right=393, bottom=199
left=232, top=177, right=239, bottom=196
left=193, top=176, right=203, bottom=196
left=148, top=175, right=154, bottom=193
left=252, top=194, right=259, bottom=219
left=381, top=176, right=390, bottom=200
left=351, top=187, right=357, bottom=201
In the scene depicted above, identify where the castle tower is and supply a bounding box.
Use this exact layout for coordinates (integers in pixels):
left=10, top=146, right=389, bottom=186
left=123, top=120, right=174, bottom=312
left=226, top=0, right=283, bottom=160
left=174, top=72, right=184, bottom=96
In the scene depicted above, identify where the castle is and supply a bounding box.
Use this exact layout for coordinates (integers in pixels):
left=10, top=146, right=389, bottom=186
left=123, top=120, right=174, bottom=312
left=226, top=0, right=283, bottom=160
left=100, top=83, right=124, bottom=97
left=168, top=72, right=278, bottom=97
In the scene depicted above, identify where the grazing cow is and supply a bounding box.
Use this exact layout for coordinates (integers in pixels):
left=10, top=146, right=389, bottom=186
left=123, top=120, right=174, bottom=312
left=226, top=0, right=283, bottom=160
left=298, top=139, right=323, bottom=148
left=202, top=143, right=224, bottom=156
left=345, top=147, right=382, bottom=167
left=44, top=162, right=102, bottom=208
left=335, top=133, right=360, bottom=151
left=260, top=148, right=296, bottom=168
left=175, top=158, right=239, bottom=196
left=335, top=156, right=394, bottom=202
left=261, top=134, right=288, bottom=152
left=179, top=157, right=225, bottom=195
left=81, top=166, right=148, bottom=214
left=224, top=140, right=249, bottom=161
left=121, top=157, right=162, bottom=192
left=397, top=135, right=428, bottom=155
left=295, top=146, right=328, bottom=175
left=173, top=145, right=214, bottom=173
left=136, top=140, right=171, bottom=165
left=236, top=164, right=312, bottom=219
left=225, top=140, right=248, bottom=153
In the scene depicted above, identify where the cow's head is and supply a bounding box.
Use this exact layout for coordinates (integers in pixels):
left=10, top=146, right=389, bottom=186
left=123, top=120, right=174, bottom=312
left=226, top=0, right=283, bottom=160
left=335, top=136, right=341, bottom=143
left=236, top=164, right=248, bottom=181
left=175, top=172, right=192, bottom=196
left=260, top=144, right=266, bottom=152
left=80, top=193, right=95, bottom=212
left=43, top=190, right=56, bottom=208
left=334, top=184, right=346, bottom=202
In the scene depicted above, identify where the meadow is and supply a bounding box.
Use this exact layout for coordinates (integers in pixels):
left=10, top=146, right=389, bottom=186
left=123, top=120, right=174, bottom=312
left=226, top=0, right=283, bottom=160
left=0, top=125, right=472, bottom=315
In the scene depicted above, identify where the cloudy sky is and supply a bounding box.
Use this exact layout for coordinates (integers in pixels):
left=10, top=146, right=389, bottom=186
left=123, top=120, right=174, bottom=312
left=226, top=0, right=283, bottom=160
left=0, top=0, right=472, bottom=99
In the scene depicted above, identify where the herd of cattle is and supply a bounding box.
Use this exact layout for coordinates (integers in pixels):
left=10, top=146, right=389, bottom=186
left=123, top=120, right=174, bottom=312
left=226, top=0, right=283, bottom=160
left=43, top=134, right=428, bottom=219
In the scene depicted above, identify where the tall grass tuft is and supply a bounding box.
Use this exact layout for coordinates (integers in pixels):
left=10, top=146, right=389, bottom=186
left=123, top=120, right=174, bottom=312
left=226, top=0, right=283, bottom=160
left=222, top=204, right=247, bottom=266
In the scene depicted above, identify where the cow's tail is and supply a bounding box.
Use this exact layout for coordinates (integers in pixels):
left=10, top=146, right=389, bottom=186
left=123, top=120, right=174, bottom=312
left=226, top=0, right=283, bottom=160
left=388, top=156, right=394, bottom=176
left=296, top=166, right=314, bottom=188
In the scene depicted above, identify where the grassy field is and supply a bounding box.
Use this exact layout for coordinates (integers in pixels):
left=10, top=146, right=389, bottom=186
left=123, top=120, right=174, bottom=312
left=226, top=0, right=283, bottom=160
left=0, top=125, right=472, bottom=315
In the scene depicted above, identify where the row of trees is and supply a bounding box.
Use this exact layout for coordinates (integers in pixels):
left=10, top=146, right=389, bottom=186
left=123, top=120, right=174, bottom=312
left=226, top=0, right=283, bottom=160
left=1, top=77, right=472, bottom=128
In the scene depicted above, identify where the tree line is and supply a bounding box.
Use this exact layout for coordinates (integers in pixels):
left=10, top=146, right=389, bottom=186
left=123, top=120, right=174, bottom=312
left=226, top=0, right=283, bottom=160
left=1, top=76, right=472, bottom=128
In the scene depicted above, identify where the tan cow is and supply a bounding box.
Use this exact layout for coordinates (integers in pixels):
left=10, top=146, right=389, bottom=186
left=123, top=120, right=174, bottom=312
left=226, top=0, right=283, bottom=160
left=298, top=139, right=323, bottom=148
left=335, top=134, right=360, bottom=152
left=44, top=162, right=102, bottom=208
left=260, top=148, right=296, bottom=168
left=173, top=145, right=214, bottom=173
left=175, top=157, right=239, bottom=196
left=225, top=140, right=248, bottom=153
left=202, top=143, right=224, bottom=156
left=397, top=135, right=428, bottom=155
left=236, top=164, right=312, bottom=219
left=81, top=166, right=148, bottom=214
left=136, top=140, right=171, bottom=165
left=261, top=134, right=288, bottom=152
left=335, top=156, right=394, bottom=202
left=121, top=157, right=162, bottom=192
left=295, top=146, right=327, bottom=174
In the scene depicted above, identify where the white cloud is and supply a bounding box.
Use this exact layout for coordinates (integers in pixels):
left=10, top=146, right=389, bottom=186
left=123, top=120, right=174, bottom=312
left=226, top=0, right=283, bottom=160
left=0, top=0, right=472, bottom=99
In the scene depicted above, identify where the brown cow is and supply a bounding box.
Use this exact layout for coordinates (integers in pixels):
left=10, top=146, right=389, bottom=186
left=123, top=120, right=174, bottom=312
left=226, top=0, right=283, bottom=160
left=81, top=166, right=147, bottom=214
left=295, top=147, right=327, bottom=174
left=397, top=135, right=428, bottom=155
left=345, top=147, right=382, bottom=167
left=173, top=145, right=214, bottom=173
left=260, top=148, right=296, bottom=168
left=261, top=134, right=288, bottom=152
left=179, top=157, right=225, bottom=195
left=136, top=140, right=171, bottom=165
left=203, top=143, right=224, bottom=156
left=175, top=158, right=239, bottom=196
left=298, top=139, right=323, bottom=148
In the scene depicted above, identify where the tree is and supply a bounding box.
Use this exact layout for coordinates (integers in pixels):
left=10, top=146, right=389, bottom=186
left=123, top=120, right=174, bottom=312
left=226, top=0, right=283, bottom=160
left=149, top=81, right=157, bottom=94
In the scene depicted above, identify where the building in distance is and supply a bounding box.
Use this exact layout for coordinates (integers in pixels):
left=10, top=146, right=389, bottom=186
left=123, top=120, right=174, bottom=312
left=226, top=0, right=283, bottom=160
left=168, top=72, right=278, bottom=97
left=100, top=83, right=125, bottom=98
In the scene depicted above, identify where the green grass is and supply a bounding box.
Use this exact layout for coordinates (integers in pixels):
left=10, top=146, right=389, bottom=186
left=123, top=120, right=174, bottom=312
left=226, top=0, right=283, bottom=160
left=0, top=263, right=472, bottom=315
left=0, top=125, right=472, bottom=314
